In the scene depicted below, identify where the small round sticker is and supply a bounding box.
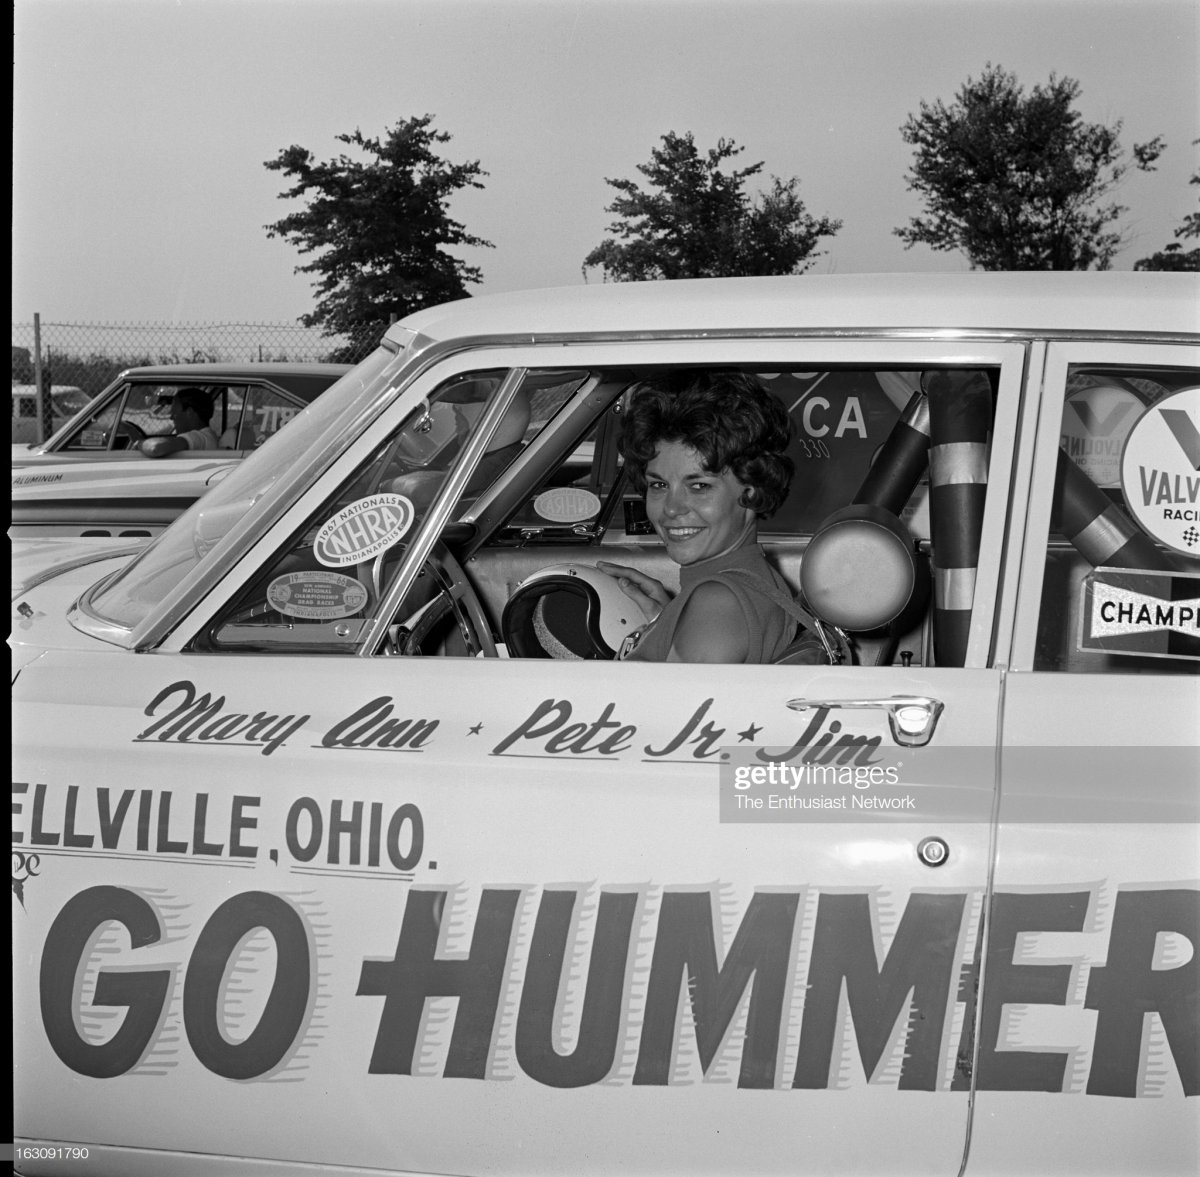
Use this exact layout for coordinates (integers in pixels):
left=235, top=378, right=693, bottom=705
left=533, top=487, right=602, bottom=524
left=1120, top=387, right=1200, bottom=556
left=267, top=571, right=369, bottom=619
left=314, top=494, right=414, bottom=567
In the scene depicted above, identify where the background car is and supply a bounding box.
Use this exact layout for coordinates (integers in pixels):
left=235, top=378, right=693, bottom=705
left=11, top=361, right=351, bottom=465
left=11, top=361, right=354, bottom=537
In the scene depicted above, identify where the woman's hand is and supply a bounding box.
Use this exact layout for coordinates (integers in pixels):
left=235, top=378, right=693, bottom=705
left=596, top=560, right=670, bottom=621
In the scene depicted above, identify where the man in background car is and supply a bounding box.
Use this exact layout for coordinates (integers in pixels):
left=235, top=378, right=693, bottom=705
left=138, top=389, right=220, bottom=457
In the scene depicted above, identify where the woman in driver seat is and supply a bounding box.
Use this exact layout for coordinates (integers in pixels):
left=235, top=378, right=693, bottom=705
left=599, top=372, right=818, bottom=664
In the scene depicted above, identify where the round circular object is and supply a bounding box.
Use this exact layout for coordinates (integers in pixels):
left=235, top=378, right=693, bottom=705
left=917, top=836, right=950, bottom=868
left=501, top=563, right=641, bottom=660
left=799, top=504, right=918, bottom=631
left=1120, top=386, right=1200, bottom=557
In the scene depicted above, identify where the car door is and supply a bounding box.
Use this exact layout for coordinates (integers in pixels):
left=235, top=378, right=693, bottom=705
left=974, top=341, right=1200, bottom=1176
left=14, top=338, right=1023, bottom=1176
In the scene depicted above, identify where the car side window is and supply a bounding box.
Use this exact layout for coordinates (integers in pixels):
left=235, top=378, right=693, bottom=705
left=61, top=384, right=126, bottom=449
left=464, top=364, right=993, bottom=668
left=62, top=382, right=176, bottom=451
left=199, top=368, right=588, bottom=655
left=1034, top=364, right=1200, bottom=673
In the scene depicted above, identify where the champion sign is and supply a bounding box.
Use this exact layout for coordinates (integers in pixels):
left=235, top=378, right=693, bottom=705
left=1081, top=568, right=1200, bottom=660
left=313, top=494, right=415, bottom=568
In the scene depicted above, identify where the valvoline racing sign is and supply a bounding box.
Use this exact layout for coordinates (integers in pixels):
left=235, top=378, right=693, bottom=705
left=1121, top=386, right=1200, bottom=556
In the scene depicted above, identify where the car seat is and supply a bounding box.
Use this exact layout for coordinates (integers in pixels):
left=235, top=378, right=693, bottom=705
left=219, top=413, right=257, bottom=450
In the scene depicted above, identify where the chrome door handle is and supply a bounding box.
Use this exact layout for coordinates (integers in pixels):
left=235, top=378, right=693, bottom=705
left=787, top=695, right=945, bottom=747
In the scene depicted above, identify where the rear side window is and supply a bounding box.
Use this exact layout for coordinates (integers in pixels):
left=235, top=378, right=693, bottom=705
left=230, top=386, right=303, bottom=448
left=1035, top=364, right=1200, bottom=673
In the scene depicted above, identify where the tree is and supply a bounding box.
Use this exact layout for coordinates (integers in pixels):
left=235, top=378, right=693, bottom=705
left=583, top=132, right=841, bottom=281
left=895, top=64, right=1162, bottom=270
left=264, top=116, right=492, bottom=340
left=1135, top=140, right=1200, bottom=271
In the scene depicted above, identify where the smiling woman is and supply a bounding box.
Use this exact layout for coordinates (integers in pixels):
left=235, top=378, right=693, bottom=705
left=598, top=372, right=820, bottom=664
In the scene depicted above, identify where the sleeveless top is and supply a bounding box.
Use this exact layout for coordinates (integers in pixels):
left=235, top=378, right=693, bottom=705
left=178, top=424, right=220, bottom=450
left=620, top=543, right=796, bottom=663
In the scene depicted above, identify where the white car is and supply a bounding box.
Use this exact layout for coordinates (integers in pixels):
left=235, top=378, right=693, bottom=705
left=13, top=362, right=352, bottom=464
left=11, top=273, right=1199, bottom=1177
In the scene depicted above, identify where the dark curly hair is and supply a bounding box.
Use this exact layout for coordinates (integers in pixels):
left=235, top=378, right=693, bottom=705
left=621, top=371, right=794, bottom=518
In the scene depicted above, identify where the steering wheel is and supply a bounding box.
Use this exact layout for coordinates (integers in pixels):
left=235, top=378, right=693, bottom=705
left=109, top=420, right=147, bottom=450
left=388, top=542, right=497, bottom=658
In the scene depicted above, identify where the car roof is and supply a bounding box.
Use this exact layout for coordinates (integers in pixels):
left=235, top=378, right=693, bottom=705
left=394, top=272, right=1200, bottom=343
left=116, top=362, right=352, bottom=378
left=109, top=362, right=354, bottom=400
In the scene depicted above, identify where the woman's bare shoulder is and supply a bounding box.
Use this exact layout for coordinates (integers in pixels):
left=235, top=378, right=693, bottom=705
left=671, top=580, right=748, bottom=663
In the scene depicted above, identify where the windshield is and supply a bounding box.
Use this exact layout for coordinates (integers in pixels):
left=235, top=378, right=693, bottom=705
left=85, top=344, right=407, bottom=631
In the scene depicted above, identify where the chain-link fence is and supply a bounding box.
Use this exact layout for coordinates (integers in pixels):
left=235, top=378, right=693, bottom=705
left=11, top=319, right=388, bottom=399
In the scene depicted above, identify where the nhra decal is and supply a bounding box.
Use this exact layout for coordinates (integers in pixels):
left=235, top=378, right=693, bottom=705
left=313, top=493, right=414, bottom=568
left=28, top=881, right=1198, bottom=1096
left=533, top=487, right=602, bottom=523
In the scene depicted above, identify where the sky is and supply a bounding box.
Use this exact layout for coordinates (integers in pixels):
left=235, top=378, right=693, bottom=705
left=12, top=0, right=1200, bottom=327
